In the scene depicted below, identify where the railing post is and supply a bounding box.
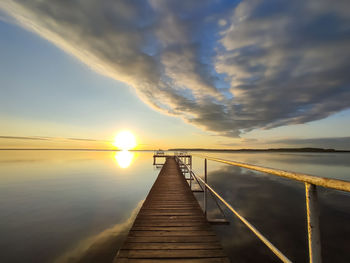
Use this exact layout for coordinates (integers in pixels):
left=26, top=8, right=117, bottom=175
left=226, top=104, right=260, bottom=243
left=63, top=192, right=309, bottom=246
left=189, top=158, right=192, bottom=189
left=204, top=158, right=207, bottom=218
left=189, top=171, right=192, bottom=189
left=305, top=183, right=322, bottom=263
left=190, top=156, right=192, bottom=171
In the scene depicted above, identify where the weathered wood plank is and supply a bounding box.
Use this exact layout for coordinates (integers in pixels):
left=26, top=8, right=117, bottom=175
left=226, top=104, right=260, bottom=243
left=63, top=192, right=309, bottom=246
left=118, top=249, right=226, bottom=258
left=128, top=230, right=216, bottom=237
left=115, top=258, right=230, bottom=263
left=122, top=242, right=223, bottom=250
left=125, top=236, right=219, bottom=243
left=131, top=226, right=209, bottom=231
left=139, top=210, right=203, bottom=214
left=133, top=222, right=209, bottom=227
left=135, top=215, right=205, bottom=220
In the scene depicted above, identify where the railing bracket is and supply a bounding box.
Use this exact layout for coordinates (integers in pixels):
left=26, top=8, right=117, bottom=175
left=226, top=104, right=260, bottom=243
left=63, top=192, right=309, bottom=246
left=192, top=189, right=204, bottom=193
left=208, top=219, right=230, bottom=225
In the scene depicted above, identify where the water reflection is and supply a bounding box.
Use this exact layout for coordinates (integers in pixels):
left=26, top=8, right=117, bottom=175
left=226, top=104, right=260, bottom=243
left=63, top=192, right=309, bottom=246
left=0, top=150, right=157, bottom=263
left=2, top=151, right=349, bottom=263
left=53, top=201, right=142, bottom=263
left=114, top=151, right=134, bottom=168
left=202, top=164, right=350, bottom=262
left=194, top=152, right=350, bottom=181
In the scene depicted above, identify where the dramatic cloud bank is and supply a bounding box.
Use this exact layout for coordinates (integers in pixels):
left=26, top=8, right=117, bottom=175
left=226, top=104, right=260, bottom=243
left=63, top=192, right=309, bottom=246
left=1, top=0, right=350, bottom=136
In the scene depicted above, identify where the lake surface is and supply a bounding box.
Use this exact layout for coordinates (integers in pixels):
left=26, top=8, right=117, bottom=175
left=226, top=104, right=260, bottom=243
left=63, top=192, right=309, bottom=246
left=1, top=150, right=349, bottom=262
left=191, top=151, right=350, bottom=263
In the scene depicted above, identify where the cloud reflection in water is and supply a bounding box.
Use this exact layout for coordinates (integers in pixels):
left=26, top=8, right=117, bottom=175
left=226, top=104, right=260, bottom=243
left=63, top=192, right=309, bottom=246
left=53, top=201, right=142, bottom=263
left=204, top=165, right=350, bottom=262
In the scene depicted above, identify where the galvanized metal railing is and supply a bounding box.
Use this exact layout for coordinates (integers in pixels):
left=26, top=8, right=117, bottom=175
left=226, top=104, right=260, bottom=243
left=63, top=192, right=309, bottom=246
left=175, top=154, right=350, bottom=263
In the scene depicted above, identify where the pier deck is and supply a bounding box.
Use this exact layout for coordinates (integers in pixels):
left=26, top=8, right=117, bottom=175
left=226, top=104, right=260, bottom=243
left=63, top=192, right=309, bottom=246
left=114, top=157, right=229, bottom=262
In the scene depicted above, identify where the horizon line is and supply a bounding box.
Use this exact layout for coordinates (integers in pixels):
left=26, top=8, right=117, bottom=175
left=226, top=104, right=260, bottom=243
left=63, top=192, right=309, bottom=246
left=0, top=147, right=349, bottom=152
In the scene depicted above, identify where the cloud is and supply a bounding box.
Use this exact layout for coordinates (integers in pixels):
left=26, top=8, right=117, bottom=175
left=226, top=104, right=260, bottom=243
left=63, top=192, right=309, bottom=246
left=216, top=0, right=350, bottom=131
left=0, top=135, right=111, bottom=143
left=0, top=135, right=50, bottom=141
left=1, top=0, right=349, bottom=137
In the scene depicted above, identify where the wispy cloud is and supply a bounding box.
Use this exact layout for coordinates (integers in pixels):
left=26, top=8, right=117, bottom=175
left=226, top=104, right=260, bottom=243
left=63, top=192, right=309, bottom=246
left=0, top=135, right=50, bottom=141
left=1, top=0, right=349, bottom=137
left=0, top=135, right=112, bottom=143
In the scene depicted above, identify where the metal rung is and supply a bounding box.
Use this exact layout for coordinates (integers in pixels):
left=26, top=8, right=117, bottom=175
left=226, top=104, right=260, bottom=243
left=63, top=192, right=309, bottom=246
left=208, top=219, right=230, bottom=225
left=192, top=189, right=204, bottom=193
left=185, top=178, right=194, bottom=180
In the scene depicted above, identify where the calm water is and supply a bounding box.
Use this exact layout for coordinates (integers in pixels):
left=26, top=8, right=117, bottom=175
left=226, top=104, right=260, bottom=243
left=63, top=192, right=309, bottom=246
left=0, top=150, right=158, bottom=263
left=191, top=152, right=350, bottom=263
left=1, top=150, right=349, bottom=262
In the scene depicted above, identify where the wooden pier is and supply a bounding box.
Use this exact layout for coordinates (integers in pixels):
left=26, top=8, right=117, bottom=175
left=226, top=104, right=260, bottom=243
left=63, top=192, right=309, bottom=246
left=114, top=157, right=229, bottom=263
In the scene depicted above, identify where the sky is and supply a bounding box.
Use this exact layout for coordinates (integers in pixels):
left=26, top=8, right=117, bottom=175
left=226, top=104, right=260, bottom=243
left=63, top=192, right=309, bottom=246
left=0, top=0, right=350, bottom=150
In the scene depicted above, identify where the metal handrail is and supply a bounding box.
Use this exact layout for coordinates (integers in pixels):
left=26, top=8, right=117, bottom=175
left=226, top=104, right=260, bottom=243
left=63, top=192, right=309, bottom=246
left=193, top=154, right=350, bottom=192
left=187, top=154, right=350, bottom=263
left=175, top=156, right=293, bottom=263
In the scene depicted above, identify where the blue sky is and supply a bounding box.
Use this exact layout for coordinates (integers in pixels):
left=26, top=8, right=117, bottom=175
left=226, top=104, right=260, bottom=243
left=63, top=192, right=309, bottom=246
left=1, top=0, right=350, bottom=149
left=0, top=18, right=209, bottom=149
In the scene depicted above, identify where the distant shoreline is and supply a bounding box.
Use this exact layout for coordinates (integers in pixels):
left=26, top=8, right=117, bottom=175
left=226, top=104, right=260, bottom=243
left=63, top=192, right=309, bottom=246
left=0, top=148, right=151, bottom=151
left=168, top=147, right=350, bottom=152
left=0, top=147, right=349, bottom=152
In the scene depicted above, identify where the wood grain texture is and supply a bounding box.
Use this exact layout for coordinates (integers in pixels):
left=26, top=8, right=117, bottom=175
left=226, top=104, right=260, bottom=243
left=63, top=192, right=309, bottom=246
left=114, top=157, right=229, bottom=262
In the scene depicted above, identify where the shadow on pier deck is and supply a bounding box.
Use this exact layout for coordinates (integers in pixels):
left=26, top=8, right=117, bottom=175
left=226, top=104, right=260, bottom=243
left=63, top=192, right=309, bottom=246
left=114, top=157, right=230, bottom=263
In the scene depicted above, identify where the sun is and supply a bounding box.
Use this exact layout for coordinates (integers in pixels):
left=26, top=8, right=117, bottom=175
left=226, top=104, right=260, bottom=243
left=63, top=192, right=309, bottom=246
left=113, top=131, right=136, bottom=150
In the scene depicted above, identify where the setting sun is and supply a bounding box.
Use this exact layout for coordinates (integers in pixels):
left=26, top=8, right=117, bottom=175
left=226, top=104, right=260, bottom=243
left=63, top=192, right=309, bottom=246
left=113, top=131, right=136, bottom=150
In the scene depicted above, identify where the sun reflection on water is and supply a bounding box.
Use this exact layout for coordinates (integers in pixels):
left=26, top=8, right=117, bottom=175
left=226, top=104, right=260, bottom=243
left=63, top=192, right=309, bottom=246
left=114, top=151, right=134, bottom=168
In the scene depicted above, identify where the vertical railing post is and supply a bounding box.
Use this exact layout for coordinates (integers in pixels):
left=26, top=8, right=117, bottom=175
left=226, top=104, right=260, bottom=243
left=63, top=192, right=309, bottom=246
left=190, top=173, right=192, bottom=189
left=204, top=158, right=207, bottom=219
left=189, top=159, right=192, bottom=190
left=305, top=183, right=322, bottom=263
left=190, top=156, right=192, bottom=171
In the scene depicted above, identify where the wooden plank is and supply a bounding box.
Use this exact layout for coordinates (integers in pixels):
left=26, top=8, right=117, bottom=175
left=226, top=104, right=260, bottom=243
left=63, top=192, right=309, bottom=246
left=115, top=258, right=230, bottom=263
left=135, top=218, right=207, bottom=223
left=131, top=226, right=209, bottom=231
left=133, top=222, right=209, bottom=227
left=141, top=206, right=201, bottom=209
left=118, top=249, right=226, bottom=258
left=134, top=220, right=205, bottom=224
left=122, top=242, right=223, bottom=250
left=138, top=209, right=200, bottom=213
left=134, top=216, right=207, bottom=220
left=139, top=209, right=203, bottom=213
left=134, top=224, right=208, bottom=227
left=125, top=235, right=219, bottom=244
left=138, top=212, right=203, bottom=216
left=128, top=230, right=216, bottom=237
